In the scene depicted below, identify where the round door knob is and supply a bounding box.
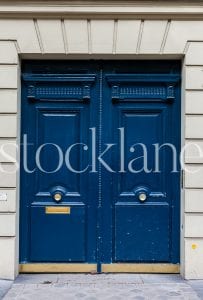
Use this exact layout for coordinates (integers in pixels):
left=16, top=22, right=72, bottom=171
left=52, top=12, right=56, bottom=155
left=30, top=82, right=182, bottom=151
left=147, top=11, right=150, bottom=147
left=138, top=192, right=147, bottom=202
left=53, top=192, right=62, bottom=202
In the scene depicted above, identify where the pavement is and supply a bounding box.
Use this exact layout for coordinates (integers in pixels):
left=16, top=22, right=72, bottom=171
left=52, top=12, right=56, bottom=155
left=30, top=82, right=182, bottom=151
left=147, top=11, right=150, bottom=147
left=0, top=280, right=12, bottom=299
left=0, top=274, right=203, bottom=300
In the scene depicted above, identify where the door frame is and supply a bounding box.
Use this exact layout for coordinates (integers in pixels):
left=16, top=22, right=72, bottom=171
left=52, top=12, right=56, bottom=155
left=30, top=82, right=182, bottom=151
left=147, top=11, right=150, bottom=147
left=19, top=59, right=182, bottom=274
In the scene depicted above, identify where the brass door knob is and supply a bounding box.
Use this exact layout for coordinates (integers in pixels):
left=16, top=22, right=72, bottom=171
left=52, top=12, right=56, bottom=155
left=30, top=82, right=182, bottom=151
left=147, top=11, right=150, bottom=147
left=138, top=192, right=147, bottom=202
left=53, top=192, right=62, bottom=202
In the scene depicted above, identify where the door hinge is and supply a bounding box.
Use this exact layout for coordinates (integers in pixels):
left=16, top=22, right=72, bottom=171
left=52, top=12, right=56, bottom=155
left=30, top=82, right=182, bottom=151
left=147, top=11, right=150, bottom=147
left=181, top=169, right=185, bottom=189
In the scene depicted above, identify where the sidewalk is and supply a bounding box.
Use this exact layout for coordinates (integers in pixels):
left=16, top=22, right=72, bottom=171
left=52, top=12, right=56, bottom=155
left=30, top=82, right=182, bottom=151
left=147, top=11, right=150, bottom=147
left=1, top=274, right=203, bottom=300
left=0, top=280, right=12, bottom=299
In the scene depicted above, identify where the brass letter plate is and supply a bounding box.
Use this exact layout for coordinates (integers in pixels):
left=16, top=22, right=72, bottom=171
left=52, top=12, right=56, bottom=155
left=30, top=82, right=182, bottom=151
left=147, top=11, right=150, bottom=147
left=45, top=206, right=71, bottom=214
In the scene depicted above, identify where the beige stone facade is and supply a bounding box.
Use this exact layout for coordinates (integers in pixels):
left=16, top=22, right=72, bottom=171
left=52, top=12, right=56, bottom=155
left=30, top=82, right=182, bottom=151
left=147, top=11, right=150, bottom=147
left=1, top=1, right=203, bottom=280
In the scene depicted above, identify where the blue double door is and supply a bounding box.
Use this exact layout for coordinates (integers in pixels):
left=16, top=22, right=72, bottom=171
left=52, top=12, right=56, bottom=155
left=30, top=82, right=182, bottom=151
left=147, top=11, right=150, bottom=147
left=20, top=61, right=181, bottom=268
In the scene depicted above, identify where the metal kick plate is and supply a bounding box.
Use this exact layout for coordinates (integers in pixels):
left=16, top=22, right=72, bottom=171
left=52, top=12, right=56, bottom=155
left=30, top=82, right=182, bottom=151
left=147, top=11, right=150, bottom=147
left=45, top=206, right=71, bottom=214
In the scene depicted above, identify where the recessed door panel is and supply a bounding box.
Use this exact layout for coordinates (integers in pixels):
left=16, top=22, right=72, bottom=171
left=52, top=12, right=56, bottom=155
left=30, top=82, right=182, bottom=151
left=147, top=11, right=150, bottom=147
left=115, top=204, right=170, bottom=261
left=30, top=205, right=86, bottom=262
left=118, top=109, right=165, bottom=196
left=36, top=110, right=82, bottom=194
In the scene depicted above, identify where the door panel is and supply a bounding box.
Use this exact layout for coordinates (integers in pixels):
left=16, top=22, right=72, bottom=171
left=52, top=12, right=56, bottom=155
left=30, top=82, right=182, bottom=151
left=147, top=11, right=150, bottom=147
left=117, top=108, right=165, bottom=196
left=115, top=204, right=170, bottom=261
left=20, top=63, right=99, bottom=263
left=20, top=60, right=181, bottom=268
left=113, top=107, right=170, bottom=262
left=30, top=108, right=87, bottom=262
left=104, top=67, right=181, bottom=264
left=36, top=109, right=82, bottom=194
left=30, top=205, right=86, bottom=261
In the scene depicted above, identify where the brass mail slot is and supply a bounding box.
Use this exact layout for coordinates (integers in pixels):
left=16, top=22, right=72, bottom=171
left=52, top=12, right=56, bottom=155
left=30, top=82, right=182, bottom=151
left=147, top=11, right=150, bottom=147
left=45, top=206, right=71, bottom=214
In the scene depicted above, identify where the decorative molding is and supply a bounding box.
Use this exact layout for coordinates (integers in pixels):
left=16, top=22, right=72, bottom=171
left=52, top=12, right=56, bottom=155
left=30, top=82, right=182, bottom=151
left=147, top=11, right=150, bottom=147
left=106, top=74, right=180, bottom=102
left=1, top=2, right=203, bottom=19
left=106, top=74, right=180, bottom=83
left=27, top=84, right=92, bottom=101
left=22, top=74, right=96, bottom=83
left=23, top=74, right=96, bottom=101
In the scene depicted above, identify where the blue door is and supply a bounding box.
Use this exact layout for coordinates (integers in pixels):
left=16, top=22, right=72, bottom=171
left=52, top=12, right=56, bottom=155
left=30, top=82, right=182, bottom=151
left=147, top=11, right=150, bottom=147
left=20, top=61, right=181, bottom=269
